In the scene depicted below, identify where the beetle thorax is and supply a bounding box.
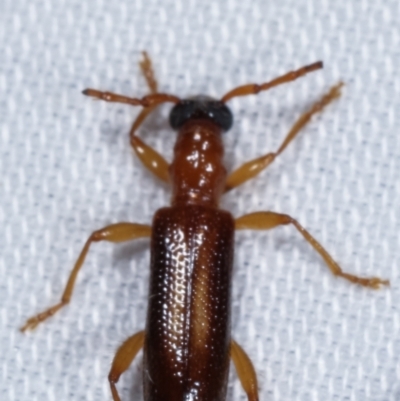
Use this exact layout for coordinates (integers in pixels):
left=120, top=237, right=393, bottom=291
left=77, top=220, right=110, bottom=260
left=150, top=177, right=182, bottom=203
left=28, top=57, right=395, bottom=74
left=169, top=120, right=227, bottom=207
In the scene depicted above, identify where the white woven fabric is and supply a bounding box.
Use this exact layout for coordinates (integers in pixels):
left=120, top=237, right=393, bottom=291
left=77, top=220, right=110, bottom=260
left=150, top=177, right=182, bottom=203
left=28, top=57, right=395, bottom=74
left=1, top=0, right=399, bottom=400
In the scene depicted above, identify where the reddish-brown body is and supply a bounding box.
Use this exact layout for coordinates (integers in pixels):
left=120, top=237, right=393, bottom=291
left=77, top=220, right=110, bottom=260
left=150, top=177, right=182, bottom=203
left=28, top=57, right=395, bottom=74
left=145, top=205, right=234, bottom=401
left=144, top=120, right=234, bottom=401
left=21, top=53, right=389, bottom=401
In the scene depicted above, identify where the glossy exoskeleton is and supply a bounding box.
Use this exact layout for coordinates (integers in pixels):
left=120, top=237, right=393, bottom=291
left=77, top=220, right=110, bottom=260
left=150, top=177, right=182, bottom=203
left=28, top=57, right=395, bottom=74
left=21, top=53, right=389, bottom=401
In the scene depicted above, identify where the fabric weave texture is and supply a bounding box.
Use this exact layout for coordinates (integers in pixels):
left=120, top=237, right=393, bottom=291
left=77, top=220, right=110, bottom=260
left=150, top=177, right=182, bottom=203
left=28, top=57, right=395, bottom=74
left=1, top=0, right=399, bottom=400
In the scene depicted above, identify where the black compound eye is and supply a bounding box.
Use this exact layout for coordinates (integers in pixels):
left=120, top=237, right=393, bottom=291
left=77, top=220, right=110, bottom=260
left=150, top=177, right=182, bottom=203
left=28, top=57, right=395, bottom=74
left=169, top=95, right=233, bottom=132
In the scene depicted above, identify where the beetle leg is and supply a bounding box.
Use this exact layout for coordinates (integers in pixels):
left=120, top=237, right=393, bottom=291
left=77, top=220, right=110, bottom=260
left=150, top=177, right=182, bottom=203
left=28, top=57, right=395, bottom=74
left=109, top=330, right=145, bottom=401
left=130, top=134, right=170, bottom=183
left=82, top=52, right=171, bottom=184
left=20, top=223, right=151, bottom=332
left=83, top=49, right=175, bottom=107
left=128, top=51, right=160, bottom=139
left=235, top=211, right=390, bottom=289
left=128, top=52, right=171, bottom=183
left=231, top=339, right=259, bottom=401
left=139, top=51, right=158, bottom=94
left=82, top=87, right=172, bottom=182
left=225, top=82, right=343, bottom=192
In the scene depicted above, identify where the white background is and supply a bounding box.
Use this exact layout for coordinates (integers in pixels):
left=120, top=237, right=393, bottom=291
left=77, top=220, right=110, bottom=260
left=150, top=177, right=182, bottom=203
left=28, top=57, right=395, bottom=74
left=1, top=0, right=399, bottom=400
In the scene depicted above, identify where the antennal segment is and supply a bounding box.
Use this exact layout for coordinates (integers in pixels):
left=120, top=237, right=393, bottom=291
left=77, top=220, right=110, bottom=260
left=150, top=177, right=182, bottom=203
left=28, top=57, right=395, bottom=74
left=82, top=89, right=180, bottom=108
left=221, top=61, right=323, bottom=103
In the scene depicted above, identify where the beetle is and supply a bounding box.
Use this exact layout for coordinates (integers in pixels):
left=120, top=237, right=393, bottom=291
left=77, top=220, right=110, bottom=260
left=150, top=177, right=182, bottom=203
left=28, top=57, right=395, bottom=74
left=21, top=52, right=389, bottom=401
